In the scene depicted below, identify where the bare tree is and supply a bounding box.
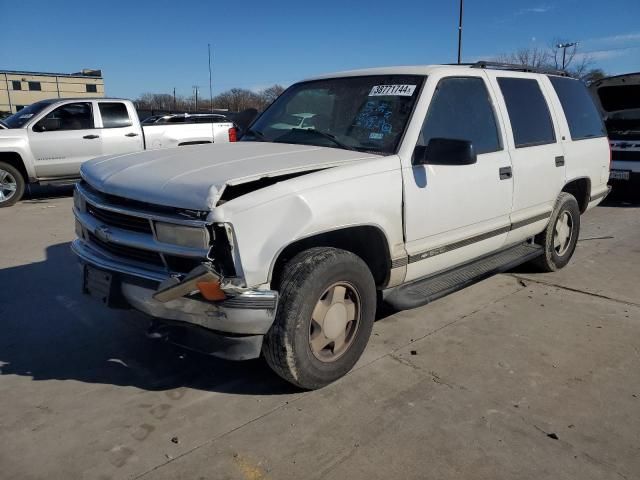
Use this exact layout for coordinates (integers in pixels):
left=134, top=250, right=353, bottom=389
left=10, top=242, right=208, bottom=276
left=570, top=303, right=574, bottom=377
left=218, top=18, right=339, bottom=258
left=581, top=68, right=607, bottom=85
left=492, top=42, right=602, bottom=81
left=258, top=85, right=286, bottom=108
left=135, top=84, right=288, bottom=114
left=495, top=46, right=551, bottom=69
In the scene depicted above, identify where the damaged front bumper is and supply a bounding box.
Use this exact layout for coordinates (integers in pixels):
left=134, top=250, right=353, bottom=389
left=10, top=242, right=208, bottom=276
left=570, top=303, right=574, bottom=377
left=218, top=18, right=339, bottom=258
left=71, top=238, right=278, bottom=360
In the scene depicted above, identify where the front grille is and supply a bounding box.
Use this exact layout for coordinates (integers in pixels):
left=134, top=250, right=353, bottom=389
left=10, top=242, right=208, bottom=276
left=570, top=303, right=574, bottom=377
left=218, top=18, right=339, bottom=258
left=88, top=232, right=164, bottom=267
left=78, top=182, right=212, bottom=275
left=612, top=150, right=640, bottom=162
left=87, top=203, right=153, bottom=233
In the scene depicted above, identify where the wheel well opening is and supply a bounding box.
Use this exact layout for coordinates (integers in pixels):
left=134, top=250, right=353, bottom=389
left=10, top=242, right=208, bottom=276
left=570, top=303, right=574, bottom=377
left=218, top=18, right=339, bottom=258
left=562, top=178, right=590, bottom=213
left=0, top=153, right=28, bottom=183
left=271, top=226, right=391, bottom=289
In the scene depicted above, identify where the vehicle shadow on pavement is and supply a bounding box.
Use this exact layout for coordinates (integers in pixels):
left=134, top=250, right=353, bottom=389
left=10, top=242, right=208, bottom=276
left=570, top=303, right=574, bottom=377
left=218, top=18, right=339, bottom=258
left=0, top=242, right=298, bottom=396
left=601, top=194, right=640, bottom=208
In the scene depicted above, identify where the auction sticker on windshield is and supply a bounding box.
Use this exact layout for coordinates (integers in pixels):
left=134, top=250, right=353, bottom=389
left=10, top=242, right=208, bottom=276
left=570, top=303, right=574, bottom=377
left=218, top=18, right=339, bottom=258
left=369, top=85, right=416, bottom=96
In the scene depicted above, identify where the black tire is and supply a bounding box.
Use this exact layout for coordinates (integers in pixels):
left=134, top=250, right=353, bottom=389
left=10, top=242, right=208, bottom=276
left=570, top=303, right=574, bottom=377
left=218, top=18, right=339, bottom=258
left=532, top=192, right=581, bottom=272
left=263, top=247, right=376, bottom=390
left=0, top=161, right=25, bottom=208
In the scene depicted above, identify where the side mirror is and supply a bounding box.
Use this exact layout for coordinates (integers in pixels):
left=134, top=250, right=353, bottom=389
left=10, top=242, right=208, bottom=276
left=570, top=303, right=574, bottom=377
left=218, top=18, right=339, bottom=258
left=33, top=117, right=61, bottom=132
left=413, top=138, right=477, bottom=166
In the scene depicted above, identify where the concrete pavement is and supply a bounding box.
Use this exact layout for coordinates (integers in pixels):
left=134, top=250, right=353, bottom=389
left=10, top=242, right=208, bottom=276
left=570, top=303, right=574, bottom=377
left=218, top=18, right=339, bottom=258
left=0, top=187, right=638, bottom=480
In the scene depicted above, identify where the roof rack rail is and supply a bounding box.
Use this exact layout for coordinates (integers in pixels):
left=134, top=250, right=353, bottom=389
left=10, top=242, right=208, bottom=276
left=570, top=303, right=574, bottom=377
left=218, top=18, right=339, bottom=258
left=470, top=61, right=570, bottom=77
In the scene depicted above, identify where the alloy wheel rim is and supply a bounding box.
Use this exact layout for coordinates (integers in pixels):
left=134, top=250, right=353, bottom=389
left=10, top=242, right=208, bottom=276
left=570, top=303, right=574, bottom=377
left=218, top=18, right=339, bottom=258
left=553, top=211, right=573, bottom=256
left=0, top=169, right=17, bottom=203
left=309, top=281, right=361, bottom=362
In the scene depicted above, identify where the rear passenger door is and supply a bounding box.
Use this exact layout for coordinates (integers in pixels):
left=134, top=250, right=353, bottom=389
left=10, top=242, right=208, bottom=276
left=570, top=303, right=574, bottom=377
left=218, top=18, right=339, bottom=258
left=488, top=74, right=566, bottom=243
left=97, top=101, right=144, bottom=155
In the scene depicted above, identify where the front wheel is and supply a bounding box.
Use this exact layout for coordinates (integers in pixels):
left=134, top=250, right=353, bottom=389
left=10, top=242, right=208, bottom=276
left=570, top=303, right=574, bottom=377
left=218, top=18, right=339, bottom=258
left=263, top=247, right=376, bottom=390
left=0, top=161, right=25, bottom=208
left=532, top=192, right=581, bottom=272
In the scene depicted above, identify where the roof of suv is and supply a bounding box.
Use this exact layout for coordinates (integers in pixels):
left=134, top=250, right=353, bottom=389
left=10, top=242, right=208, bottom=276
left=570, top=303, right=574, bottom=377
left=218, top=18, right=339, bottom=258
left=306, top=63, right=569, bottom=81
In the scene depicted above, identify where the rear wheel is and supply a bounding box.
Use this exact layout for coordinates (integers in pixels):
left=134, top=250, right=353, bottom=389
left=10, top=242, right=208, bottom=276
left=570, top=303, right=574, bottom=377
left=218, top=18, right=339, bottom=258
left=0, top=161, right=25, bottom=208
left=533, top=192, right=580, bottom=272
left=263, top=247, right=376, bottom=390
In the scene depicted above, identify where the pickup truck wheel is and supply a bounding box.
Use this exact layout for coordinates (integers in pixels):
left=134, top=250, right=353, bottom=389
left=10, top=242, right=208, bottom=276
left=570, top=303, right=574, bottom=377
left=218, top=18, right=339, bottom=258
left=533, top=192, right=580, bottom=272
left=0, top=162, right=25, bottom=208
left=263, top=247, right=376, bottom=390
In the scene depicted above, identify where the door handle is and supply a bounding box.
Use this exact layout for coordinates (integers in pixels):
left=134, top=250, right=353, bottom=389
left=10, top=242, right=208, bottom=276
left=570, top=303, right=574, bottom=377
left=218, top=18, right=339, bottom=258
left=555, top=156, right=565, bottom=167
left=125, top=133, right=139, bottom=137
left=499, top=166, right=512, bottom=180
left=83, top=134, right=99, bottom=139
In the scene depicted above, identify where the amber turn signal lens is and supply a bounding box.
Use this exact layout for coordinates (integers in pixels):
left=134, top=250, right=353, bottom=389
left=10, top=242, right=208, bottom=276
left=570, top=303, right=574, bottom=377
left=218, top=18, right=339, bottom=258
left=196, top=280, right=227, bottom=301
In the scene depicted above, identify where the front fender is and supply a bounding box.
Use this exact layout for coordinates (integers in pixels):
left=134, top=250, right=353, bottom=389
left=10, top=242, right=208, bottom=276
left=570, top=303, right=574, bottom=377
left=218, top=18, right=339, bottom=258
left=0, top=130, right=35, bottom=180
left=213, top=157, right=405, bottom=288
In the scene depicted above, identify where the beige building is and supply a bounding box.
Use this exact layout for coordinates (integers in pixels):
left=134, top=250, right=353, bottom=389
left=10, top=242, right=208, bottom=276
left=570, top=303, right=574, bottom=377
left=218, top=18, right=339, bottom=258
left=1, top=69, right=104, bottom=115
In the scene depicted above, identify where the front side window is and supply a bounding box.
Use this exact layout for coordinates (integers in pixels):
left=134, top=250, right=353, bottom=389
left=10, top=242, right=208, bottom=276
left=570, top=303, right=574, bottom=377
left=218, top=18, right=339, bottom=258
left=35, top=102, right=94, bottom=131
left=548, top=76, right=606, bottom=140
left=418, top=77, right=501, bottom=154
left=246, top=75, right=426, bottom=154
left=98, top=102, right=132, bottom=128
left=86, top=84, right=97, bottom=93
left=498, top=77, right=556, bottom=148
left=3, top=101, right=54, bottom=128
left=28, top=81, right=41, bottom=91
left=12, top=80, right=21, bottom=90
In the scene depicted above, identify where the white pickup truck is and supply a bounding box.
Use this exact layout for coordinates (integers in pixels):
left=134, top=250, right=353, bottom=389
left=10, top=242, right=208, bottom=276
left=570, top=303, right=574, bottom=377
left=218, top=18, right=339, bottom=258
left=0, top=98, right=236, bottom=207
left=72, top=63, right=610, bottom=389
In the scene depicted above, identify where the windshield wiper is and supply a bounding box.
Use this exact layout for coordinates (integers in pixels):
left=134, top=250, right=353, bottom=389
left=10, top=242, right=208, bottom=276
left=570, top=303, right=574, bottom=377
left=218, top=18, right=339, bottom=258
left=287, top=128, right=358, bottom=151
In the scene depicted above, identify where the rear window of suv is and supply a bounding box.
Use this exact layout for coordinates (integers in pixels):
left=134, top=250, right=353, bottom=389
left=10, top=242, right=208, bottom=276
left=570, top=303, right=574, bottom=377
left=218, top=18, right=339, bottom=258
left=548, top=76, right=606, bottom=140
left=498, top=78, right=556, bottom=148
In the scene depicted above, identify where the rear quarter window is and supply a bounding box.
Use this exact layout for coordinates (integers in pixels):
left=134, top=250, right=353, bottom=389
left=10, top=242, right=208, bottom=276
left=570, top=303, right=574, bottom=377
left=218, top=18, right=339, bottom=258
left=498, top=77, right=556, bottom=148
left=548, top=76, right=606, bottom=140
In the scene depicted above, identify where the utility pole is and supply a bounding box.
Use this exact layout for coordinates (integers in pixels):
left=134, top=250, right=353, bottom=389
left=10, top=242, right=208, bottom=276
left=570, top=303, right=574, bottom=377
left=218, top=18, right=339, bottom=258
left=457, top=0, right=464, bottom=64
left=208, top=44, right=214, bottom=112
left=193, top=85, right=199, bottom=112
left=173, top=87, right=176, bottom=111
left=556, top=42, right=577, bottom=69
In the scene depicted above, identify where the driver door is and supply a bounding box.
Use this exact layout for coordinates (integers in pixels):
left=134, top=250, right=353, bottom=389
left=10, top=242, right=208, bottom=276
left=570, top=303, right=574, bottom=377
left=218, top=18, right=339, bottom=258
left=28, top=101, right=101, bottom=178
left=402, top=74, right=514, bottom=282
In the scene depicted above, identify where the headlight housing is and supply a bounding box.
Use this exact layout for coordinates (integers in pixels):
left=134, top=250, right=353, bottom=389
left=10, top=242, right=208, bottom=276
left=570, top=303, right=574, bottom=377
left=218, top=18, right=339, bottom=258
left=155, top=222, right=210, bottom=249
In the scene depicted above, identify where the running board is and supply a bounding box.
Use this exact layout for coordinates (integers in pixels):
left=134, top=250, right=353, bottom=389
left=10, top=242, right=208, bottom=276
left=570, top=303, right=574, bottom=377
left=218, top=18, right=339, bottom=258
left=38, top=177, right=80, bottom=187
left=384, top=243, right=543, bottom=310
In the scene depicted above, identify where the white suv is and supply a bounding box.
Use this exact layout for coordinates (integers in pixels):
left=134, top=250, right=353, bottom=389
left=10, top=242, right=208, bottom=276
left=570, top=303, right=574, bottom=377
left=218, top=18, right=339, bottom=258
left=72, top=62, right=610, bottom=389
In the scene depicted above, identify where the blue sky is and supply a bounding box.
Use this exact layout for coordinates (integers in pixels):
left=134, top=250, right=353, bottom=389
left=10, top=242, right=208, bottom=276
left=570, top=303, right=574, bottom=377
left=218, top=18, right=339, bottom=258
left=1, top=0, right=638, bottom=99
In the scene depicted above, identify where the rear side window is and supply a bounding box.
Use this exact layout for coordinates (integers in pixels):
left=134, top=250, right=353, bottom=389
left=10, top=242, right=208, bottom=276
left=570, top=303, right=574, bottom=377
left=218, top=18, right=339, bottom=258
left=419, top=77, right=501, bottom=154
left=99, top=102, right=132, bottom=128
left=498, top=78, right=555, bottom=148
left=549, top=76, right=606, bottom=140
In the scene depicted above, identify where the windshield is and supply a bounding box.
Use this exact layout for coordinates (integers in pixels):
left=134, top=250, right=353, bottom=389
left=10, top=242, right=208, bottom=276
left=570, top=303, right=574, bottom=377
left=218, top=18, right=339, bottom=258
left=3, top=101, right=54, bottom=128
left=244, top=75, right=425, bottom=154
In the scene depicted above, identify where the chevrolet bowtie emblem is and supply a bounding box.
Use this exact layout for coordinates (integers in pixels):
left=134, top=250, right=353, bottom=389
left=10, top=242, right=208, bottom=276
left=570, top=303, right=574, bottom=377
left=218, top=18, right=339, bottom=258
left=95, top=225, right=111, bottom=242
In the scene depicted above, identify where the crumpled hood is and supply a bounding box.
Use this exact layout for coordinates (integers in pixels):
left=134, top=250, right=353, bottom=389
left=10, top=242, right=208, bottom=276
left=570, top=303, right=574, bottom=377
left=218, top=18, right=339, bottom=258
left=81, top=142, right=379, bottom=210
